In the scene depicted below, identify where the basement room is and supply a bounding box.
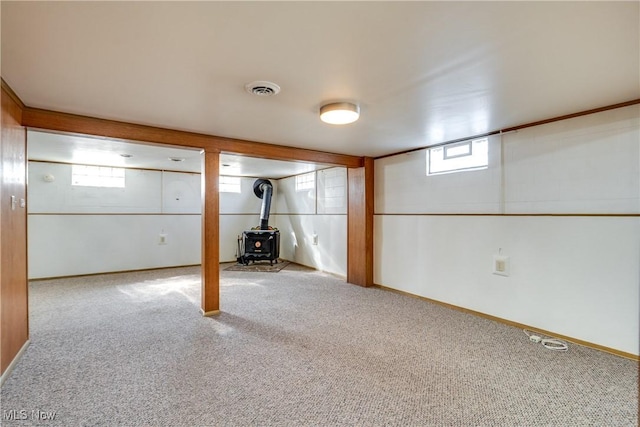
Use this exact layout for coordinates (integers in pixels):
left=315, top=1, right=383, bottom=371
left=1, top=1, right=638, bottom=426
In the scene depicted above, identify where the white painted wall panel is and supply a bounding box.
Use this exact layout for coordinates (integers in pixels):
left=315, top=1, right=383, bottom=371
left=275, top=174, right=315, bottom=214
left=374, top=215, right=639, bottom=355
left=375, top=136, right=502, bottom=214
left=162, top=171, right=201, bottom=214
left=27, top=162, right=69, bottom=213
left=274, top=214, right=347, bottom=277
left=317, top=167, right=347, bottom=214
left=271, top=168, right=347, bottom=276
left=28, top=162, right=204, bottom=278
left=220, top=177, right=277, bottom=214
left=28, top=162, right=162, bottom=213
left=29, top=214, right=201, bottom=279
left=504, top=105, right=640, bottom=214
left=373, top=106, right=640, bottom=355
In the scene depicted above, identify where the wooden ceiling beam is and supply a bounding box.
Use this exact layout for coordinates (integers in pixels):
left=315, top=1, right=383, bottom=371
left=22, top=107, right=364, bottom=168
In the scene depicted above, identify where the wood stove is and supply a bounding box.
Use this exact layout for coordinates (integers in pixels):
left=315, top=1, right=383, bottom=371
left=237, top=179, right=281, bottom=265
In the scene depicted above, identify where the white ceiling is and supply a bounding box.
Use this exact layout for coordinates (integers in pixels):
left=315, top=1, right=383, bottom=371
left=27, top=130, right=327, bottom=178
left=2, top=1, right=639, bottom=162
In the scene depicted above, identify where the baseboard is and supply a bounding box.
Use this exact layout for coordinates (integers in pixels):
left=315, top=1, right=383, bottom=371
left=376, top=285, right=639, bottom=361
left=0, top=339, right=30, bottom=387
left=29, top=264, right=202, bottom=281
left=200, top=309, right=220, bottom=317
left=276, top=259, right=347, bottom=280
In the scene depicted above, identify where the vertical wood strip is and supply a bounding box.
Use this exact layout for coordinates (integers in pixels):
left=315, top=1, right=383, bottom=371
left=1, top=84, right=29, bottom=376
left=347, top=157, right=374, bottom=287
left=201, top=150, right=220, bottom=315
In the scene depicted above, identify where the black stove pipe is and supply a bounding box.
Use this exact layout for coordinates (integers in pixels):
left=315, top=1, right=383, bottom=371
left=253, top=179, right=273, bottom=230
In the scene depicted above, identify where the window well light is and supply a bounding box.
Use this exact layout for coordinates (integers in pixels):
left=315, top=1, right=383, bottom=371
left=319, top=102, right=360, bottom=125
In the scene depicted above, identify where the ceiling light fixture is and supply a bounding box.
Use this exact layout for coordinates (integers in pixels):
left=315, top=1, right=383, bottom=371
left=319, top=102, right=360, bottom=125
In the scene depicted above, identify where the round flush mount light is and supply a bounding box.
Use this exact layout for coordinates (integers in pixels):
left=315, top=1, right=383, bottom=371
left=245, top=81, right=281, bottom=97
left=319, top=102, right=360, bottom=125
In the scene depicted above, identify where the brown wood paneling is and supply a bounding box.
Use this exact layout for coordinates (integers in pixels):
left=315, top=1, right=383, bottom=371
left=1, top=84, right=29, bottom=375
left=201, top=150, right=220, bottom=315
left=347, top=157, right=374, bottom=287
left=1, top=79, right=26, bottom=110
left=22, top=107, right=363, bottom=168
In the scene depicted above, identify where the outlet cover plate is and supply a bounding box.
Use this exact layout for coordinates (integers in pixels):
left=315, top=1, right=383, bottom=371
left=493, top=255, right=510, bottom=276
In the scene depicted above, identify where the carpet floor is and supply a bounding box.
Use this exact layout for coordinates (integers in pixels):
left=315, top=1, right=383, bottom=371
left=1, top=264, right=637, bottom=426
left=224, top=260, right=290, bottom=272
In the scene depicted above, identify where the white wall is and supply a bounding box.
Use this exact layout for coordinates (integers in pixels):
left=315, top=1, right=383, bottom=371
left=28, top=162, right=202, bottom=278
left=274, top=168, right=347, bottom=277
left=29, top=214, right=201, bottom=278
left=28, top=162, right=164, bottom=214
left=374, top=105, right=640, bottom=356
left=28, top=161, right=346, bottom=275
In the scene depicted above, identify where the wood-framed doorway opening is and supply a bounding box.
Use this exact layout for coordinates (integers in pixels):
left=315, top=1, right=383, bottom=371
left=20, top=107, right=374, bottom=316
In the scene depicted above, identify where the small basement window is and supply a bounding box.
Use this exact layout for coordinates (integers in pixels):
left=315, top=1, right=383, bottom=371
left=72, top=165, right=125, bottom=188
left=427, top=138, right=488, bottom=176
left=295, top=172, right=315, bottom=191
left=219, top=176, right=241, bottom=193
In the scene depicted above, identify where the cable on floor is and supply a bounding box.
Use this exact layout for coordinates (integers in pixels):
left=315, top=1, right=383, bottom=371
left=523, top=329, right=568, bottom=351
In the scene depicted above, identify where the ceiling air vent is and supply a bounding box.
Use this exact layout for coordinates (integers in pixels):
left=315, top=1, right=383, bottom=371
left=245, top=81, right=281, bottom=97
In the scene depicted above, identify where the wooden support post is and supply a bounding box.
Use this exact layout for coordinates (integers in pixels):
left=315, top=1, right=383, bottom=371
left=201, top=150, right=220, bottom=315
left=1, top=81, right=29, bottom=377
left=347, top=157, right=374, bottom=287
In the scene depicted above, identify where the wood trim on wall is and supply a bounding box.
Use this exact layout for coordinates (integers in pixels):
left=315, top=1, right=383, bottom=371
left=21, top=107, right=363, bottom=168
left=28, top=158, right=201, bottom=175
left=347, top=157, right=374, bottom=287
left=378, top=285, right=640, bottom=361
left=1, top=79, right=26, bottom=110
left=17, top=97, right=369, bottom=321
left=375, top=98, right=640, bottom=160
left=375, top=213, right=640, bottom=217
left=1, top=84, right=29, bottom=376
left=28, top=213, right=201, bottom=216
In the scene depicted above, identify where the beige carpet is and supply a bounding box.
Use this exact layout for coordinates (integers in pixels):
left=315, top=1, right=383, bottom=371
left=1, top=265, right=637, bottom=426
left=224, top=260, right=290, bottom=272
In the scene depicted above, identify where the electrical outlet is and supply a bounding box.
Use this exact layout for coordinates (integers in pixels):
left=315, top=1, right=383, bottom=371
left=493, top=255, right=510, bottom=276
left=159, top=233, right=167, bottom=245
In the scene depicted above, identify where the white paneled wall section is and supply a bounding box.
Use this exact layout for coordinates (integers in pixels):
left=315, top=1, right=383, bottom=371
left=28, top=161, right=348, bottom=278
left=28, top=162, right=202, bottom=278
left=274, top=168, right=347, bottom=277
left=374, top=105, right=640, bottom=356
